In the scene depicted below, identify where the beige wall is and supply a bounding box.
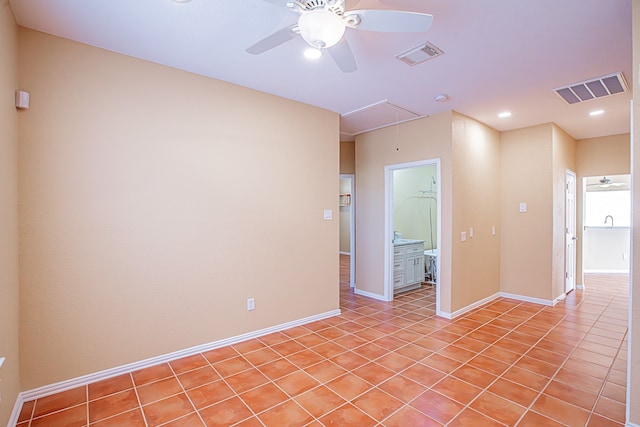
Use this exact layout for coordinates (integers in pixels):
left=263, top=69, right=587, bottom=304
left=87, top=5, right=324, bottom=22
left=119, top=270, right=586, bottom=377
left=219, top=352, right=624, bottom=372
left=575, top=133, right=630, bottom=284
left=551, top=125, right=576, bottom=300
left=0, top=2, right=20, bottom=424
left=450, top=113, right=501, bottom=311
left=354, top=111, right=500, bottom=314
left=500, top=124, right=554, bottom=300
left=629, top=0, right=640, bottom=423
left=340, top=141, right=355, bottom=174
left=355, top=112, right=454, bottom=311
left=18, top=28, right=339, bottom=389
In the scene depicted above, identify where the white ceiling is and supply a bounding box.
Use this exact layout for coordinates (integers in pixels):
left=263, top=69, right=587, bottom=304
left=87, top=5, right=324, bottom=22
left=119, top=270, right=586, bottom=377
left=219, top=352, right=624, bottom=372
left=9, top=0, right=632, bottom=141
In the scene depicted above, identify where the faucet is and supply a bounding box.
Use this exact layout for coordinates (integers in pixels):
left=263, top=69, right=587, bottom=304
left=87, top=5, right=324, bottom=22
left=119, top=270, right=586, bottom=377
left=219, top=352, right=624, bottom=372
left=604, top=215, right=614, bottom=227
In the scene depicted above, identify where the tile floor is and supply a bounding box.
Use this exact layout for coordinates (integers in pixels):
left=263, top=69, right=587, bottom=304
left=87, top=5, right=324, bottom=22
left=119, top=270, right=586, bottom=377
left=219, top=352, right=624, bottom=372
left=16, top=256, right=629, bottom=426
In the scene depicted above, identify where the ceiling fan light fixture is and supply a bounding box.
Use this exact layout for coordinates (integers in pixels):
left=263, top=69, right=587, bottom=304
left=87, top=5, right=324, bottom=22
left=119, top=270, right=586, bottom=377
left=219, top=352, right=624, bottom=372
left=298, top=10, right=346, bottom=49
left=304, top=47, right=322, bottom=59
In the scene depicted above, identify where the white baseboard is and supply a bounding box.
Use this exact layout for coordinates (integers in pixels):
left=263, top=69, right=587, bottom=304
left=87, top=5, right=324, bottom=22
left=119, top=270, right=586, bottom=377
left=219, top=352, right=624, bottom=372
left=553, top=293, right=566, bottom=305
left=353, top=288, right=388, bottom=302
left=7, top=393, right=24, bottom=427
left=576, top=283, right=585, bottom=290
left=339, top=251, right=351, bottom=255
left=499, top=292, right=554, bottom=306
left=439, top=292, right=501, bottom=320
left=626, top=421, right=640, bottom=427
left=14, top=309, right=341, bottom=408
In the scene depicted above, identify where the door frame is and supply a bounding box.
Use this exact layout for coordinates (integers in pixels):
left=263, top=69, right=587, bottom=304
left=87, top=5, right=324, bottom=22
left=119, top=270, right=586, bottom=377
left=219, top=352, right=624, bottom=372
left=340, top=174, right=356, bottom=287
left=565, top=169, right=577, bottom=294
left=384, top=158, right=441, bottom=310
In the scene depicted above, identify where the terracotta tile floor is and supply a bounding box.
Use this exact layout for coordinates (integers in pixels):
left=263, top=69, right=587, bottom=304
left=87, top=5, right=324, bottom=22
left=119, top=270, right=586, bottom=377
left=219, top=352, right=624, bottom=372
left=16, top=256, right=629, bottom=426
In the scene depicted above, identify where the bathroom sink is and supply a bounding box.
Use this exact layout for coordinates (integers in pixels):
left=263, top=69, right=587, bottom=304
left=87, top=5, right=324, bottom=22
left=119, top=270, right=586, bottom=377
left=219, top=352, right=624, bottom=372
left=393, top=238, right=424, bottom=245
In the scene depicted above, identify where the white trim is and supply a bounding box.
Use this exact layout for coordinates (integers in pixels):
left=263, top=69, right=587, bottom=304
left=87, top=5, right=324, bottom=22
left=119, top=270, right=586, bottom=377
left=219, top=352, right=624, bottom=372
left=499, top=292, right=554, bottom=306
left=565, top=169, right=577, bottom=294
left=8, top=394, right=24, bottom=427
left=16, top=309, right=340, bottom=404
left=339, top=251, right=350, bottom=255
left=553, top=293, right=566, bottom=305
left=340, top=174, right=356, bottom=288
left=626, top=422, right=640, bottom=427
left=438, top=292, right=501, bottom=320
left=576, top=283, right=585, bottom=290
left=353, top=288, right=388, bottom=302
left=584, top=269, right=630, bottom=274
left=627, top=98, right=633, bottom=425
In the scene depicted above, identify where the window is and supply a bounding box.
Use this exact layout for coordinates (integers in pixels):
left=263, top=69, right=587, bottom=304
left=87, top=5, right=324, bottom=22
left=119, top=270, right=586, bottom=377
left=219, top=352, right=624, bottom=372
left=584, top=190, right=630, bottom=227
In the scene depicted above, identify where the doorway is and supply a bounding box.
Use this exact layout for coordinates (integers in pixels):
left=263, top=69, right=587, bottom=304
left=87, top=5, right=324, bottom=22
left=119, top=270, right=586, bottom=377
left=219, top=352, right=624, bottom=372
left=339, top=174, right=355, bottom=287
left=582, top=174, right=631, bottom=276
left=384, top=159, right=441, bottom=309
left=565, top=170, right=577, bottom=294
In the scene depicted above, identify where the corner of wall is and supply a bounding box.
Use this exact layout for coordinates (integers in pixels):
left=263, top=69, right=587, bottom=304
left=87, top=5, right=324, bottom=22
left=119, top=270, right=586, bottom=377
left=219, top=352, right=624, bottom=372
left=0, top=2, right=22, bottom=426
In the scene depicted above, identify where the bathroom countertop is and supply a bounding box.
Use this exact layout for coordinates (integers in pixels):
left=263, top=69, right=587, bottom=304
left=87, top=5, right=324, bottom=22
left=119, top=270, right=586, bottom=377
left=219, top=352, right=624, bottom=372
left=393, top=239, right=425, bottom=246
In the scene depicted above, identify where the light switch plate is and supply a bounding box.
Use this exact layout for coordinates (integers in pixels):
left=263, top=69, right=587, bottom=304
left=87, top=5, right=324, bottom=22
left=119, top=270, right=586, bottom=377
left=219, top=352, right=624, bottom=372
left=519, top=202, right=527, bottom=213
left=323, top=209, right=333, bottom=220
left=461, top=231, right=467, bottom=242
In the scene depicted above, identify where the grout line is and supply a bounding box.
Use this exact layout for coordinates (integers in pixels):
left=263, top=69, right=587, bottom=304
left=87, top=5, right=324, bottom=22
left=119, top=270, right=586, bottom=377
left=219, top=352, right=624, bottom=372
left=165, top=361, right=208, bottom=427
left=129, top=372, right=149, bottom=427
left=85, top=385, right=89, bottom=426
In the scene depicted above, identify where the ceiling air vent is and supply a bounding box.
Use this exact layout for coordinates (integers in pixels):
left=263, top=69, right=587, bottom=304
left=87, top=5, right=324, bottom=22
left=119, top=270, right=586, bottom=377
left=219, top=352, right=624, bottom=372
left=396, top=41, right=444, bottom=66
left=553, top=72, right=628, bottom=105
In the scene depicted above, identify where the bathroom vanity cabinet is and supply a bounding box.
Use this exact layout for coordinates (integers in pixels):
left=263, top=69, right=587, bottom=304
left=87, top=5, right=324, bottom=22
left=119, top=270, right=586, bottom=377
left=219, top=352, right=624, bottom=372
left=393, top=239, right=425, bottom=293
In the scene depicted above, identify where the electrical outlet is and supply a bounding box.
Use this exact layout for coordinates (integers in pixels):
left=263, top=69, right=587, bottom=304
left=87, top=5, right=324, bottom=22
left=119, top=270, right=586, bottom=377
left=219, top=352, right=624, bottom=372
left=492, top=226, right=496, bottom=236
left=247, top=298, right=255, bottom=311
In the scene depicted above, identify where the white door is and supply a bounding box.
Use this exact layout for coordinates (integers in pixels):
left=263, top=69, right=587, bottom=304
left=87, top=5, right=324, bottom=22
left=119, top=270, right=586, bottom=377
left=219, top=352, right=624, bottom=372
left=565, top=171, right=577, bottom=293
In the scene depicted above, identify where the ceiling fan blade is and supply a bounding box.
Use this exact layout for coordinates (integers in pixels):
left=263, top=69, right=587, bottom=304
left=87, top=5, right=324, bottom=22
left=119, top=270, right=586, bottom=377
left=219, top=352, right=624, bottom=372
left=246, top=24, right=299, bottom=55
left=346, top=10, right=433, bottom=32
left=327, top=38, right=357, bottom=73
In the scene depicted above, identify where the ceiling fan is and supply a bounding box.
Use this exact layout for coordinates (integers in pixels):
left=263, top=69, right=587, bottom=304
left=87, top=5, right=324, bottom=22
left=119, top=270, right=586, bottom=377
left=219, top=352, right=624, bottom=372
left=587, top=176, right=625, bottom=188
left=246, top=0, right=433, bottom=73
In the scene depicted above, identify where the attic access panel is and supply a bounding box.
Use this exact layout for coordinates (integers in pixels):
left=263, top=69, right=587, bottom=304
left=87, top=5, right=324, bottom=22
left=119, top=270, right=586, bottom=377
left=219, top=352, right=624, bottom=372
left=340, top=100, right=422, bottom=136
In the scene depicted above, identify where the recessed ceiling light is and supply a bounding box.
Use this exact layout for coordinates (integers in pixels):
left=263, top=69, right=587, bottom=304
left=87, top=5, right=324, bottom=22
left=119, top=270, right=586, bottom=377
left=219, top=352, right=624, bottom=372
left=304, top=48, right=322, bottom=60
left=589, top=109, right=605, bottom=116
left=171, top=0, right=191, bottom=3
left=434, top=94, right=448, bottom=102
left=498, top=111, right=511, bottom=118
